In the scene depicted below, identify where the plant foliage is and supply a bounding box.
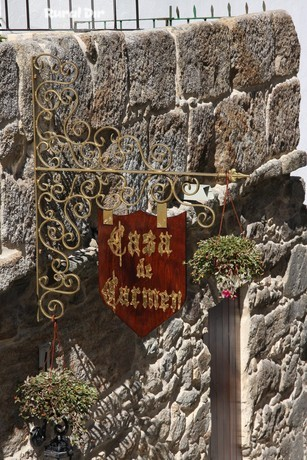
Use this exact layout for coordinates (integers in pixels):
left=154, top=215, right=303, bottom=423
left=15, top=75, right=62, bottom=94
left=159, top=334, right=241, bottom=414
left=188, top=235, right=263, bottom=297
left=15, top=368, right=98, bottom=443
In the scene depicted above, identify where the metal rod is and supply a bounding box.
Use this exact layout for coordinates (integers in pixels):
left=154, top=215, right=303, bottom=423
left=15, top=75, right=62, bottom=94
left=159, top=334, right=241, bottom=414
left=4, top=0, right=9, bottom=29
left=47, top=0, right=51, bottom=30
left=0, top=26, right=144, bottom=31
left=135, top=0, right=140, bottom=29
left=113, top=0, right=117, bottom=29
left=91, top=0, right=95, bottom=29
left=35, top=166, right=249, bottom=180
left=68, top=0, right=73, bottom=30
left=32, top=58, right=41, bottom=308
left=25, top=0, right=30, bottom=29
left=0, top=27, right=85, bottom=31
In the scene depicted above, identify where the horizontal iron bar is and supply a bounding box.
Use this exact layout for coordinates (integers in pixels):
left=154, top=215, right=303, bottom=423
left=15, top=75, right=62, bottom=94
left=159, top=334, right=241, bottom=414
left=1, top=27, right=142, bottom=32
left=35, top=166, right=248, bottom=180
left=1, top=28, right=80, bottom=31
left=74, top=16, right=220, bottom=27
left=1, top=17, right=223, bottom=33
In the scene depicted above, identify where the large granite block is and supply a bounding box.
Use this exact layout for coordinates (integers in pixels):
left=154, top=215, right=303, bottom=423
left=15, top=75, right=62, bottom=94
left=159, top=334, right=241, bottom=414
left=272, top=10, right=300, bottom=77
left=215, top=90, right=267, bottom=173
left=187, top=103, right=215, bottom=172
left=0, top=43, right=19, bottom=125
left=171, top=21, right=231, bottom=100
left=126, top=29, right=176, bottom=112
left=80, top=31, right=128, bottom=127
left=267, top=78, right=300, bottom=156
left=223, top=12, right=274, bottom=89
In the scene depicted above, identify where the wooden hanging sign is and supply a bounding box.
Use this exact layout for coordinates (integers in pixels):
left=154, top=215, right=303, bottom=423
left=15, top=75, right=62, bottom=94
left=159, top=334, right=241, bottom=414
left=98, top=210, right=186, bottom=336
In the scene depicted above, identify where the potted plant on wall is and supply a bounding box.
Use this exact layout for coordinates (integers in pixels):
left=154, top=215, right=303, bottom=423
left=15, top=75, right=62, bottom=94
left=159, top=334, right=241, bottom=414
left=15, top=367, right=98, bottom=453
left=188, top=234, right=263, bottom=300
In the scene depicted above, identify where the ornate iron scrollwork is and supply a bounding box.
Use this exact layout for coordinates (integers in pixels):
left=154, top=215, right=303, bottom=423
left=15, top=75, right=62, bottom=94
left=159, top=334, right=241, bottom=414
left=33, top=54, right=248, bottom=320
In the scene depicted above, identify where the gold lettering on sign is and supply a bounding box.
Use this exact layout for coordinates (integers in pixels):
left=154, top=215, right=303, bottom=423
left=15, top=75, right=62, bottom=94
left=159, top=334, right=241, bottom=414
left=118, top=286, right=130, bottom=307
left=130, top=286, right=141, bottom=309
left=128, top=231, right=140, bottom=257
left=136, top=258, right=153, bottom=279
left=108, top=221, right=126, bottom=267
left=170, top=291, right=182, bottom=311
left=142, top=230, right=156, bottom=256
left=101, top=273, right=183, bottom=312
left=107, top=224, right=173, bottom=260
left=158, top=232, right=172, bottom=256
left=142, top=287, right=159, bottom=310
left=101, top=271, right=118, bottom=311
left=102, top=220, right=183, bottom=315
left=159, top=290, right=169, bottom=312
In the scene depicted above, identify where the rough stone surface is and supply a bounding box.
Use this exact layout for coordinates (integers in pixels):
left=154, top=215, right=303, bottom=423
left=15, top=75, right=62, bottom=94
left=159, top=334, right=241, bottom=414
left=0, top=121, right=24, bottom=174
left=80, top=31, right=128, bottom=127
left=125, top=29, right=176, bottom=112
left=215, top=90, right=267, bottom=173
left=0, top=174, right=35, bottom=259
left=272, top=10, right=300, bottom=77
left=247, top=314, right=266, bottom=357
left=0, top=253, right=33, bottom=292
left=149, top=109, right=188, bottom=171
left=250, top=359, right=281, bottom=405
left=280, top=149, right=307, bottom=174
left=267, top=77, right=301, bottom=156
left=284, top=244, right=307, bottom=298
left=0, top=43, right=19, bottom=125
left=171, top=21, right=231, bottom=100
left=0, top=11, right=306, bottom=460
left=187, top=103, right=215, bottom=172
left=223, top=12, right=274, bottom=89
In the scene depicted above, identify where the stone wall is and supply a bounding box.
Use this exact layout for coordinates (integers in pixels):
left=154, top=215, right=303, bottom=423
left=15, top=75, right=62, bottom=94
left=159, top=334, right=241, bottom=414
left=0, top=10, right=306, bottom=459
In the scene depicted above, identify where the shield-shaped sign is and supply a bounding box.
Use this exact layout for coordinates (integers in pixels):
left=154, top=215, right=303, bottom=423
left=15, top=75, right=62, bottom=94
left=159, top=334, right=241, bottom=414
left=98, top=210, right=186, bottom=336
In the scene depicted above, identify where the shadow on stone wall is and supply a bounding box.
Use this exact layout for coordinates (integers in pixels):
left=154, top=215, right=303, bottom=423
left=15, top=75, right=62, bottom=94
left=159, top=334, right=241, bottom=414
left=0, top=255, right=211, bottom=458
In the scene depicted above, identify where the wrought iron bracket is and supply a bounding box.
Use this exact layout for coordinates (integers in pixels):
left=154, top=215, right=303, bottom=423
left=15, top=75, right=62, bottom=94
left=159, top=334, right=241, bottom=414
left=33, top=54, right=248, bottom=320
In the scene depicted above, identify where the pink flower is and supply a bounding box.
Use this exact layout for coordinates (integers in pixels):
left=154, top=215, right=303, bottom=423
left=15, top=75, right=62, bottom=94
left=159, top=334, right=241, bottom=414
left=221, top=289, right=237, bottom=299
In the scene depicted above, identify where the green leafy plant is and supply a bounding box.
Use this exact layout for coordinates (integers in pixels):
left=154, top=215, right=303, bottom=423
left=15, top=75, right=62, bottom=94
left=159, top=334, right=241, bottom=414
left=15, top=368, right=98, bottom=444
left=188, top=235, right=263, bottom=298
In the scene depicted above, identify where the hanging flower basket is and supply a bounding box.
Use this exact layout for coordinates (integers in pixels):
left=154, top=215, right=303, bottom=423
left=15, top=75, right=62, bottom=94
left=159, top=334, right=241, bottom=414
left=15, top=367, right=98, bottom=445
left=188, top=235, right=263, bottom=299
